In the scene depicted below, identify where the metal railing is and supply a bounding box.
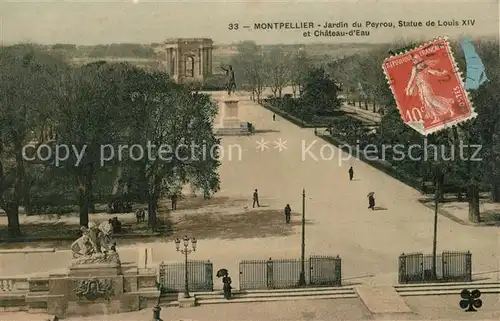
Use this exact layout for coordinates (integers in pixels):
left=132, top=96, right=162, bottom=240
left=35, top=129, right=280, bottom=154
left=239, top=255, right=342, bottom=290
left=158, top=260, right=213, bottom=293
left=398, top=251, right=472, bottom=284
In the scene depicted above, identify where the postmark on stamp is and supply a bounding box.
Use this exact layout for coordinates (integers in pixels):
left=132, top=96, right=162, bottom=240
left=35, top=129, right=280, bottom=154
left=382, top=38, right=477, bottom=136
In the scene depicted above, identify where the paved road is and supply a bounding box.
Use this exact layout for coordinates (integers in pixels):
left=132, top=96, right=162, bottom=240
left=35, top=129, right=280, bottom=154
left=1, top=92, right=498, bottom=286
left=4, top=293, right=500, bottom=321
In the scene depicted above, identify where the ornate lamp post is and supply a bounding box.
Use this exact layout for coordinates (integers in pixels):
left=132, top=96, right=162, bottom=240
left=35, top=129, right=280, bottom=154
left=298, top=188, right=306, bottom=286
left=175, top=236, right=197, bottom=298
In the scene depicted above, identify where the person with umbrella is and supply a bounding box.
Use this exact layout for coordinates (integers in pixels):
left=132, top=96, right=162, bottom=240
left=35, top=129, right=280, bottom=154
left=367, top=192, right=375, bottom=210
left=217, top=269, right=232, bottom=299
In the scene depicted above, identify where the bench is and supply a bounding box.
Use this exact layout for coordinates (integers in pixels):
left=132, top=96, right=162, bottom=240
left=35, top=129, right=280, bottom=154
left=120, top=224, right=133, bottom=233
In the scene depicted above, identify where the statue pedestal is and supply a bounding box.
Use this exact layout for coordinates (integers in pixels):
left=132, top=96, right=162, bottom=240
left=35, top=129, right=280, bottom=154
left=214, top=95, right=251, bottom=136
left=69, top=263, right=121, bottom=277
left=221, top=96, right=240, bottom=128
left=18, top=225, right=163, bottom=318
left=69, top=252, right=121, bottom=276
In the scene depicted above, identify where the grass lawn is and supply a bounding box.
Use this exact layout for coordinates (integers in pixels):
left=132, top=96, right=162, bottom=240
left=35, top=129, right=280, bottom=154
left=0, top=195, right=300, bottom=249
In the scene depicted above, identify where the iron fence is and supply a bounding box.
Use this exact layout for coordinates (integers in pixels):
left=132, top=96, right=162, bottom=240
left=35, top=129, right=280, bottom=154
left=158, top=260, right=213, bottom=292
left=398, top=251, right=471, bottom=284
left=239, top=255, right=341, bottom=290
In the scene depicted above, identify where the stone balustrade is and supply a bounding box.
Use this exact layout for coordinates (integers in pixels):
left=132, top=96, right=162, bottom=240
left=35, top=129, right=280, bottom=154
left=0, top=277, right=30, bottom=292
left=0, top=269, right=160, bottom=315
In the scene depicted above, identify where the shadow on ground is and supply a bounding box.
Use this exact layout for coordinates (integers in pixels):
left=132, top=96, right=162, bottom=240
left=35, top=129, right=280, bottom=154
left=174, top=196, right=248, bottom=211
left=172, top=208, right=308, bottom=239
left=0, top=196, right=303, bottom=249
left=253, top=129, right=280, bottom=134
left=478, top=210, right=500, bottom=226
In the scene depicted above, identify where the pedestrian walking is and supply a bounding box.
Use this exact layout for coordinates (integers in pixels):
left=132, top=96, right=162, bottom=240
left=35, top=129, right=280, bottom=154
left=367, top=192, right=375, bottom=210
left=222, top=273, right=232, bottom=299
left=217, top=269, right=232, bottom=299
left=272, top=114, right=276, bottom=121
left=349, top=166, right=354, bottom=181
left=171, top=193, right=178, bottom=211
left=284, top=204, right=291, bottom=223
left=252, top=189, right=260, bottom=208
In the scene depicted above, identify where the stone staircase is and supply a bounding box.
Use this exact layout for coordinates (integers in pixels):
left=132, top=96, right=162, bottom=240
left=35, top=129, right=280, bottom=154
left=160, top=286, right=356, bottom=306
left=394, top=281, right=500, bottom=296
left=159, top=292, right=180, bottom=307
left=157, top=281, right=500, bottom=308
left=214, top=124, right=252, bottom=136
left=340, top=103, right=381, bottom=125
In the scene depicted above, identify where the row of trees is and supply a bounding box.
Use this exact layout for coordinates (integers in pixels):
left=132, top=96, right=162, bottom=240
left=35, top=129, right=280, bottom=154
left=230, top=41, right=341, bottom=121
left=229, top=41, right=312, bottom=101
left=50, top=43, right=157, bottom=59
left=0, top=45, right=221, bottom=237
left=327, top=38, right=500, bottom=222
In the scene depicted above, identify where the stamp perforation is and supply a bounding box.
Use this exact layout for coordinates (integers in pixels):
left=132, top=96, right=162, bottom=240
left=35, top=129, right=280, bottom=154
left=382, top=36, right=478, bottom=136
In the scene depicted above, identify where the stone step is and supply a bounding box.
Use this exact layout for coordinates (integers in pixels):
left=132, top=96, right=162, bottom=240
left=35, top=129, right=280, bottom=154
left=394, top=281, right=500, bottom=289
left=196, top=289, right=356, bottom=300
left=197, top=293, right=358, bottom=305
left=193, top=286, right=353, bottom=296
left=396, top=284, right=500, bottom=292
left=355, top=286, right=412, bottom=314
left=399, top=288, right=500, bottom=296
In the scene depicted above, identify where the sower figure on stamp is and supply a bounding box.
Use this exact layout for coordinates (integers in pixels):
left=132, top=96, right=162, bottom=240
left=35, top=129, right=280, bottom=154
left=405, top=54, right=454, bottom=124
left=349, top=166, right=354, bottom=181
left=220, top=64, right=236, bottom=95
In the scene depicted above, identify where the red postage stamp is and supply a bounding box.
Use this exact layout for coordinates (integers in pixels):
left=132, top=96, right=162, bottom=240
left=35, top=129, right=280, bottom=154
left=382, top=38, right=477, bottom=135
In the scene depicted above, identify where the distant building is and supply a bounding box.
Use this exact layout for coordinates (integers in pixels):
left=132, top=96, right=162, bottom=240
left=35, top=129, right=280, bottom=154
left=155, top=38, right=214, bottom=84
left=69, top=57, right=162, bottom=72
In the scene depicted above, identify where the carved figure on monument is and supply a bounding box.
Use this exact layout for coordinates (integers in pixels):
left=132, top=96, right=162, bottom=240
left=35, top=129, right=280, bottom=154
left=70, top=227, right=97, bottom=258
left=88, top=221, right=102, bottom=253
left=220, top=64, right=236, bottom=95
left=74, top=278, right=113, bottom=301
left=70, top=222, right=120, bottom=265
left=98, top=220, right=114, bottom=252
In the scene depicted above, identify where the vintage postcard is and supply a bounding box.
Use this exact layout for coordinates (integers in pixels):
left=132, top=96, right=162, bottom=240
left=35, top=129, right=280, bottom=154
left=0, top=1, right=499, bottom=321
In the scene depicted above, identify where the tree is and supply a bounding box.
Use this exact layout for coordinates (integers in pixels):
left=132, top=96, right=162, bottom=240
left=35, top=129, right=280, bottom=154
left=265, top=48, right=291, bottom=98
left=230, top=41, right=268, bottom=102
left=300, top=66, right=341, bottom=121
left=54, top=61, right=131, bottom=227
left=344, top=38, right=500, bottom=222
left=290, top=49, right=312, bottom=97
left=126, top=71, right=220, bottom=230
left=0, top=45, right=66, bottom=237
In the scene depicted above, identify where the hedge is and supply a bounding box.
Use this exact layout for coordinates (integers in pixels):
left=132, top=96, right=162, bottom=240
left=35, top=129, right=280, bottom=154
left=314, top=132, right=425, bottom=191
left=260, top=101, right=336, bottom=128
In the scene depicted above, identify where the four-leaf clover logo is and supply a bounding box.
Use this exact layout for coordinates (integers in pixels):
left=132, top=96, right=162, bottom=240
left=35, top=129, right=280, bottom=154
left=459, top=289, right=482, bottom=312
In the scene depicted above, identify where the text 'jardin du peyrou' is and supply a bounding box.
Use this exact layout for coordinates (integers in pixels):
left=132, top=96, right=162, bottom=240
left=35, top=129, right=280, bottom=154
left=228, top=19, right=476, bottom=38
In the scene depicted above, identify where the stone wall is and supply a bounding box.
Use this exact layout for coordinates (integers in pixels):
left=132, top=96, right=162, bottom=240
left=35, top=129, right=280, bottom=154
left=0, top=266, right=160, bottom=317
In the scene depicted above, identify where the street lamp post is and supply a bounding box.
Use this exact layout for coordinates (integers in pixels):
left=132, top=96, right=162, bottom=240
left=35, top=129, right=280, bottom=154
left=431, top=183, right=439, bottom=280
left=175, top=236, right=197, bottom=298
left=298, top=189, right=306, bottom=286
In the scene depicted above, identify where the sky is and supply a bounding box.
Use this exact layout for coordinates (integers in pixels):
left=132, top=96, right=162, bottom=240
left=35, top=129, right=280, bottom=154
left=0, top=0, right=499, bottom=45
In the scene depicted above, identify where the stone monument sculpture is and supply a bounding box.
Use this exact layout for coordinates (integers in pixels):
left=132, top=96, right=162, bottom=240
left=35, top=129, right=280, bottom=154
left=220, top=64, right=236, bottom=96
left=70, top=221, right=120, bottom=266
left=11, top=219, right=161, bottom=318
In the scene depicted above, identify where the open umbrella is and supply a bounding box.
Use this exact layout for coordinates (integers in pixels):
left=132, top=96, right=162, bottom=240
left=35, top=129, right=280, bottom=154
left=367, top=192, right=374, bottom=197
left=216, top=269, right=228, bottom=278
